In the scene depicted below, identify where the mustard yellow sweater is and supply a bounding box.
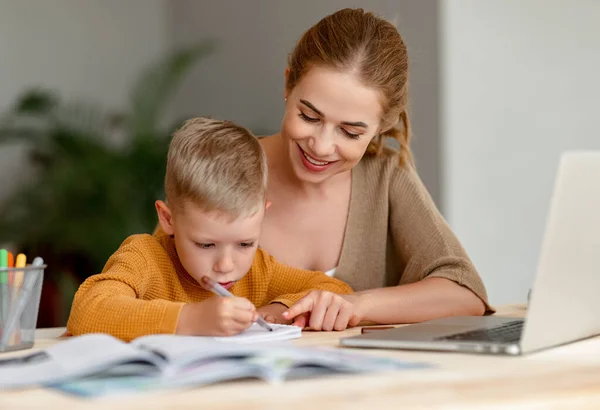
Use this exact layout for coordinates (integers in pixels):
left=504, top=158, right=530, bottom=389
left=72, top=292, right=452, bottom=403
left=67, top=231, right=352, bottom=341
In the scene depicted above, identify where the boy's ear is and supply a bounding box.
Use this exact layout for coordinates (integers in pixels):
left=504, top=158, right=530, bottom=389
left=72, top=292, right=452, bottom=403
left=155, top=200, right=175, bottom=235
left=265, top=200, right=272, bottom=210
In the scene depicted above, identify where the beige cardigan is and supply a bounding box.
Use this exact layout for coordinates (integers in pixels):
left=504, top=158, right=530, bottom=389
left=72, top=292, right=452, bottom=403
left=333, top=149, right=493, bottom=312
left=153, top=146, right=493, bottom=312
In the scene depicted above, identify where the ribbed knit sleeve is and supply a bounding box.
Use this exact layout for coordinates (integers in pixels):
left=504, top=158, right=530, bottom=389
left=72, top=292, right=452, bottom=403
left=67, top=236, right=184, bottom=342
left=67, top=233, right=353, bottom=342
left=388, top=162, right=494, bottom=313
left=252, top=250, right=352, bottom=308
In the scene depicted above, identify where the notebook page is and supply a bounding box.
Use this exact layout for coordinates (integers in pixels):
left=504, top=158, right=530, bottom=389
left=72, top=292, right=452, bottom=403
left=52, top=346, right=432, bottom=398
left=214, top=323, right=301, bottom=343
left=131, top=324, right=301, bottom=369
left=0, top=334, right=160, bottom=389
left=133, top=323, right=301, bottom=352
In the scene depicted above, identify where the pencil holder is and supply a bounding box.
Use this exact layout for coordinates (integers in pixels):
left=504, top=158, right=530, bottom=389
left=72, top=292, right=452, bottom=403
left=0, top=264, right=45, bottom=353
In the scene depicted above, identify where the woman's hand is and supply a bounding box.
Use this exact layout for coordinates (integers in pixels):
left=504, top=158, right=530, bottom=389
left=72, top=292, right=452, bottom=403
left=282, top=291, right=363, bottom=331
left=257, top=303, right=292, bottom=324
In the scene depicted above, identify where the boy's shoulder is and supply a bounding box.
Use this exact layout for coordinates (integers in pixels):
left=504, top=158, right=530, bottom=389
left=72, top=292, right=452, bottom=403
left=251, top=247, right=273, bottom=272
left=118, top=233, right=164, bottom=253
left=250, top=247, right=291, bottom=278
left=104, top=233, right=175, bottom=278
left=111, top=233, right=170, bottom=265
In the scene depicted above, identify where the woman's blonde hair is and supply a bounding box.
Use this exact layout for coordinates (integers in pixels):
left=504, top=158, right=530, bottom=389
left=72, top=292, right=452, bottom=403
left=287, top=8, right=413, bottom=167
left=165, top=117, right=267, bottom=218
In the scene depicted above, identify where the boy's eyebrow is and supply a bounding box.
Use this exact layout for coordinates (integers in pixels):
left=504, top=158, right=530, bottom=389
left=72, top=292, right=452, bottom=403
left=191, top=237, right=258, bottom=243
left=191, top=238, right=215, bottom=243
left=300, top=99, right=369, bottom=128
left=237, top=237, right=259, bottom=243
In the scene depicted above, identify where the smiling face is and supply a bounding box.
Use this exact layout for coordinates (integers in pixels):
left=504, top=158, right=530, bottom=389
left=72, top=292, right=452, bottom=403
left=156, top=200, right=263, bottom=290
left=281, top=66, right=384, bottom=184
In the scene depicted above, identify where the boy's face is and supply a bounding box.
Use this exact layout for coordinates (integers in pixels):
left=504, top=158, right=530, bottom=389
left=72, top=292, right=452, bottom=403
left=156, top=201, right=263, bottom=290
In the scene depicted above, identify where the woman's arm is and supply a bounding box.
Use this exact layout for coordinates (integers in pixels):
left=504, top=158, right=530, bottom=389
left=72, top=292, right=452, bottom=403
left=356, top=158, right=493, bottom=324
left=259, top=250, right=353, bottom=307
left=348, top=277, right=485, bottom=325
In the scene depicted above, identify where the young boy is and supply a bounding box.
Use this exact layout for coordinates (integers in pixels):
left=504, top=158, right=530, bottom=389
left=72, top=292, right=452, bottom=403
left=67, top=117, right=356, bottom=342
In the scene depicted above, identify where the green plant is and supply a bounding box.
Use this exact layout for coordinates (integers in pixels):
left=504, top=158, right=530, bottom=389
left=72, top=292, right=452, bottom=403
left=0, top=42, right=214, bottom=324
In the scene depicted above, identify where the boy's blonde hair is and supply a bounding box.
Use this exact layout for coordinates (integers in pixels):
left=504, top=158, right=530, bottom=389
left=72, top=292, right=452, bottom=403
left=165, top=117, right=267, bottom=218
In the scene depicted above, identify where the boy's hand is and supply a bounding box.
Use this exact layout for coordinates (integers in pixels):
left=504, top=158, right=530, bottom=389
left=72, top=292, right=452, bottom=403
left=257, top=303, right=292, bottom=324
left=282, top=291, right=362, bottom=331
left=177, top=296, right=258, bottom=336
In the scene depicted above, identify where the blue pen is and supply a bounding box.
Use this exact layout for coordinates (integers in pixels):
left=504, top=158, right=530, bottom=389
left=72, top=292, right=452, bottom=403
left=0, top=257, right=44, bottom=347
left=200, top=276, right=273, bottom=332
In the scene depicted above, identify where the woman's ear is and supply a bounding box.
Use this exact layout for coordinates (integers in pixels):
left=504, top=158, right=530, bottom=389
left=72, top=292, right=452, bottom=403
left=265, top=200, right=272, bottom=210
left=155, top=200, right=175, bottom=235
left=283, top=67, right=290, bottom=100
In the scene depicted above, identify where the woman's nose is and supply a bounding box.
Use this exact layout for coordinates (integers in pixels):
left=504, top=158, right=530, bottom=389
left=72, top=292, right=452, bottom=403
left=309, top=127, right=336, bottom=158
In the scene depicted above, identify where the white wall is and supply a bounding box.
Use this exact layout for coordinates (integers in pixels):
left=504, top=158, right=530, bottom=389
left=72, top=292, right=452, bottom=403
left=8, top=1, right=589, bottom=307
left=442, top=0, right=600, bottom=304
left=0, top=0, right=168, bottom=201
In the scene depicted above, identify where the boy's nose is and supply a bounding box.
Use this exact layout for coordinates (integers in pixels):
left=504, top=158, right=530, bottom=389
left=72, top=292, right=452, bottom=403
left=214, top=255, right=234, bottom=274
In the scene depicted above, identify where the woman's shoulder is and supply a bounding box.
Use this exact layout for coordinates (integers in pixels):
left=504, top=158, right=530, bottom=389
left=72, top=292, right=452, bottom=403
left=356, top=147, right=432, bottom=210
left=357, top=146, right=415, bottom=182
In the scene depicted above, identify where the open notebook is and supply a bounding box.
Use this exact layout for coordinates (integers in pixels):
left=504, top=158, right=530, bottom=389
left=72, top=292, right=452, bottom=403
left=214, top=322, right=301, bottom=343
left=0, top=324, right=429, bottom=396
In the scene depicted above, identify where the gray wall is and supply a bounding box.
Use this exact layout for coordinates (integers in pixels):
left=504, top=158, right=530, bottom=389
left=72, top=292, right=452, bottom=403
left=0, top=0, right=167, bottom=204
left=441, top=0, right=600, bottom=304
left=5, top=1, right=594, bottom=305
left=169, top=0, right=442, bottom=206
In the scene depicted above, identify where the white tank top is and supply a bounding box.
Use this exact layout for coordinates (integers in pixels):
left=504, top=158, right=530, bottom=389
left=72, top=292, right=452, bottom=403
left=324, top=267, right=337, bottom=277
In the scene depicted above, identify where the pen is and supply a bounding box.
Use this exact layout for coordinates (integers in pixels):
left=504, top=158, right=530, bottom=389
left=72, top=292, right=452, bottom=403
left=0, top=249, right=8, bottom=328
left=1, top=257, right=44, bottom=347
left=11, top=254, right=27, bottom=345
left=14, top=254, right=26, bottom=291
left=200, top=276, right=273, bottom=332
left=361, top=326, right=395, bottom=334
left=7, top=252, right=14, bottom=287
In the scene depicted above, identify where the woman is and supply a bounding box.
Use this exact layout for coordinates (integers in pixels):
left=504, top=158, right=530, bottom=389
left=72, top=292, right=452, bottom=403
left=257, top=8, right=493, bottom=330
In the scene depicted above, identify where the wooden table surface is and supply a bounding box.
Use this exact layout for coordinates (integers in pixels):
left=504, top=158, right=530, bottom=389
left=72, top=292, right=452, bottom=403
left=2, top=304, right=600, bottom=409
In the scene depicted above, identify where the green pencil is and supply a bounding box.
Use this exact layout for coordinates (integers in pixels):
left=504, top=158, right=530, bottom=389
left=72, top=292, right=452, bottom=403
left=0, top=249, right=8, bottom=330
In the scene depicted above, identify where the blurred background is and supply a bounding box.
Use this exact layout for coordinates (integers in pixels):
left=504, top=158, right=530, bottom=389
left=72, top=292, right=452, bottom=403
left=1, top=0, right=599, bottom=327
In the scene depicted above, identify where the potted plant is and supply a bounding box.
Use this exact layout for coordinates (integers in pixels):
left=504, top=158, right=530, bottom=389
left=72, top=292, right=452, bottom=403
left=0, top=42, right=213, bottom=326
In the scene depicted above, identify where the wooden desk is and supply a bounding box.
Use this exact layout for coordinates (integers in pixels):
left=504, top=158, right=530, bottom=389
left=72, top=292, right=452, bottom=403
left=2, top=304, right=600, bottom=409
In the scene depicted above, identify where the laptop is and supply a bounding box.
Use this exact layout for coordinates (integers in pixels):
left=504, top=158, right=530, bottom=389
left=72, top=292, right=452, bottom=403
left=340, top=151, right=600, bottom=355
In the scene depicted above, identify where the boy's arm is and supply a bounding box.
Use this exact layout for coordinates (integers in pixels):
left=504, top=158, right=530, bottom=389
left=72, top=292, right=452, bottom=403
left=67, top=240, right=183, bottom=342
left=259, top=251, right=352, bottom=308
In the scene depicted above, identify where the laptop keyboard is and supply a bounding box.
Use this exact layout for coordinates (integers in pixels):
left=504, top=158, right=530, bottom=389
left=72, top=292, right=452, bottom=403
left=434, top=320, right=524, bottom=343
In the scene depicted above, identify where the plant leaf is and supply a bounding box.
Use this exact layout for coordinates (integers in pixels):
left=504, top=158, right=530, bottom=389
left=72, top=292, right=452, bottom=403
left=49, top=101, right=113, bottom=144
left=0, top=126, right=47, bottom=145
left=129, top=41, right=215, bottom=136
left=13, top=88, right=59, bottom=115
